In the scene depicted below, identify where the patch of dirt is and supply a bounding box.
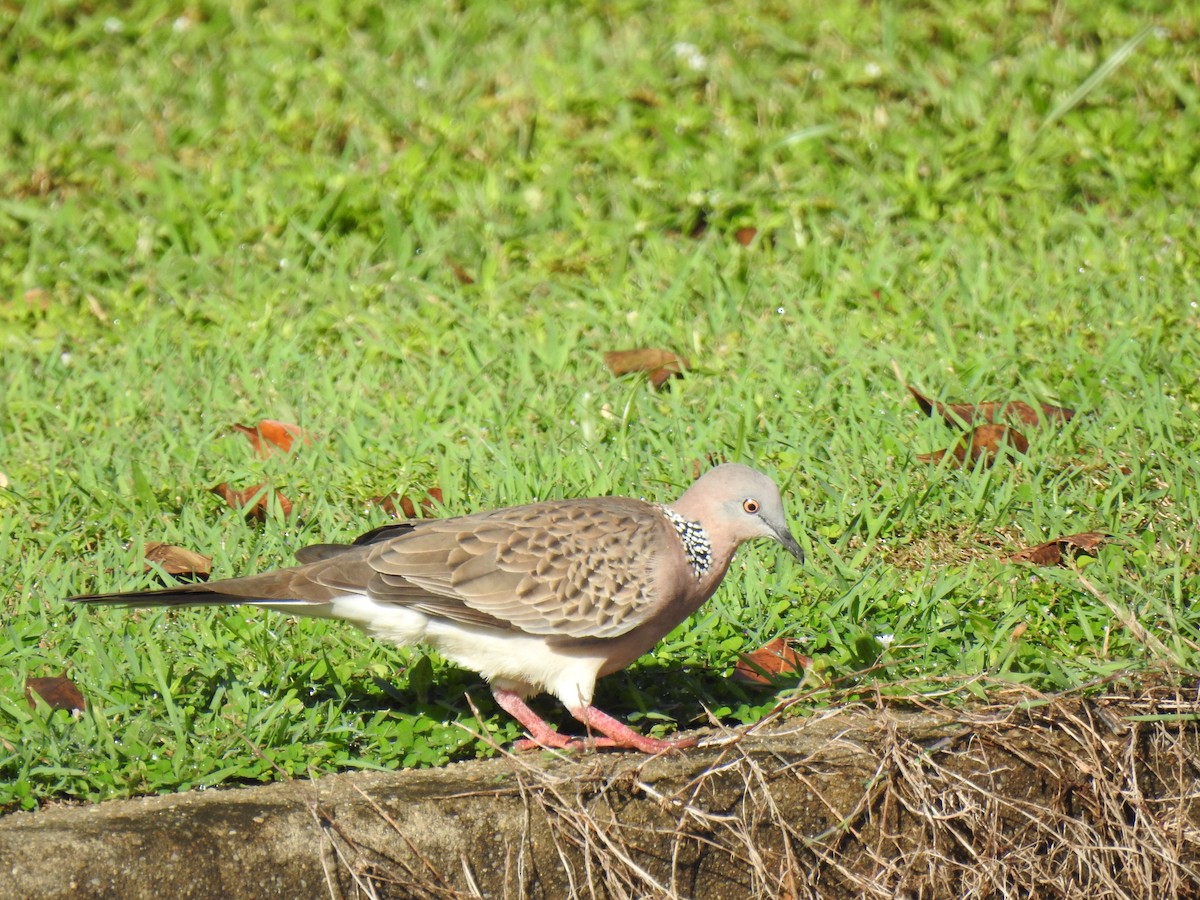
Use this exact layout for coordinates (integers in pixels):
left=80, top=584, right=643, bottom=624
left=2, top=687, right=1199, bottom=898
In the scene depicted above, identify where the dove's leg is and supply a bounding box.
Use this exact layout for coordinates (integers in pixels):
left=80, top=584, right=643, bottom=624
left=567, top=705, right=696, bottom=753
left=491, top=687, right=579, bottom=749
left=492, top=687, right=693, bottom=753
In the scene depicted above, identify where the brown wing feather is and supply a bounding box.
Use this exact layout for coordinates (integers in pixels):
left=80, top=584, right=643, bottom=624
left=74, top=500, right=673, bottom=640
left=366, top=498, right=668, bottom=639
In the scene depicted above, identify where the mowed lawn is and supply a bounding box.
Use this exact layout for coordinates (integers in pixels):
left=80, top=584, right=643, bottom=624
left=0, top=0, right=1197, bottom=809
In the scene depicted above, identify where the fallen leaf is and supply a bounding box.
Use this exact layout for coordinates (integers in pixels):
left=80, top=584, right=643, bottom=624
left=211, top=483, right=294, bottom=521
left=373, top=487, right=444, bottom=519
left=734, top=226, right=758, bottom=246
left=143, top=542, right=212, bottom=579
left=26, top=674, right=86, bottom=713
left=911, top=387, right=1074, bottom=429
left=448, top=260, right=475, bottom=285
left=231, top=420, right=312, bottom=457
left=627, top=89, right=661, bottom=107
left=1010, top=532, right=1110, bottom=566
left=691, top=452, right=729, bottom=481
left=603, top=348, right=688, bottom=389
left=917, top=424, right=1029, bottom=468
left=733, top=637, right=811, bottom=686
left=892, top=361, right=1075, bottom=429
left=85, top=294, right=108, bottom=322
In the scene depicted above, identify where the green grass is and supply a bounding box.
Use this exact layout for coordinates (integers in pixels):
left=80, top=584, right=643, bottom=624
left=1, top=0, right=1198, bottom=810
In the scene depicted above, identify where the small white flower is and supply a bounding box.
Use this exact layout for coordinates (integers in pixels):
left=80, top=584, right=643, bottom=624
left=103, top=17, right=124, bottom=34
left=672, top=42, right=708, bottom=71
left=864, top=62, right=882, bottom=78
left=877, top=633, right=895, bottom=648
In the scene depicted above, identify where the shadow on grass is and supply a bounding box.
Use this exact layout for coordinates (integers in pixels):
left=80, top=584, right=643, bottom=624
left=299, top=656, right=790, bottom=746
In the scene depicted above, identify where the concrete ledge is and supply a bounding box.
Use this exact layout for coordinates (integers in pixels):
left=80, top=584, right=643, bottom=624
left=3, top=698, right=1198, bottom=898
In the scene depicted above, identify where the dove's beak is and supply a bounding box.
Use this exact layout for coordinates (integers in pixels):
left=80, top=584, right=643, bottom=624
left=773, top=526, right=805, bottom=564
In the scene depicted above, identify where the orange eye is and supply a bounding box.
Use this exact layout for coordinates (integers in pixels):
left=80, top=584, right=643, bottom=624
left=742, top=498, right=760, bottom=514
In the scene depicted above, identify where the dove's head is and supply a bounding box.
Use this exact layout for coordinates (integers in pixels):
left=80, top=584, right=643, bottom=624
left=671, top=463, right=804, bottom=563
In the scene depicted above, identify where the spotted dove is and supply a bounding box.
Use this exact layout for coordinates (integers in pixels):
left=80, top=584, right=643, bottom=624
left=71, top=463, right=803, bottom=752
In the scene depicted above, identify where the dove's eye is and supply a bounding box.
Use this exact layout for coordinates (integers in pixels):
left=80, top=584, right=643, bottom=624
left=742, top=498, right=760, bottom=514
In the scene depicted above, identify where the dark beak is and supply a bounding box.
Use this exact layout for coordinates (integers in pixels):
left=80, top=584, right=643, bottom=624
left=772, top=526, right=805, bottom=564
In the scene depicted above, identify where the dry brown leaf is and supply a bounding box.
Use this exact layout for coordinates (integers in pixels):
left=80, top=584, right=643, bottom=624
left=734, top=227, right=758, bottom=246
left=230, top=420, right=312, bottom=457
left=627, top=89, right=661, bottom=107
left=892, top=361, right=1075, bottom=429
left=143, top=542, right=212, bottom=578
left=85, top=294, right=108, bottom=322
left=733, top=637, right=811, bottom=686
left=373, top=487, right=444, bottom=519
left=911, top=387, right=1074, bottom=429
left=26, top=674, right=86, bottom=712
left=917, top=424, right=1029, bottom=468
left=448, top=261, right=475, bottom=285
left=603, top=348, right=688, bottom=389
left=1010, top=532, right=1110, bottom=566
left=211, top=483, right=294, bottom=521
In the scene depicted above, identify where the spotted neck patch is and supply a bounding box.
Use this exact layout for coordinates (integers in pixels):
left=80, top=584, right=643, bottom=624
left=658, top=506, right=713, bottom=579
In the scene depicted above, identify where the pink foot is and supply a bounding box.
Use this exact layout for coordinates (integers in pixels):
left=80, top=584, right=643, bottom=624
left=492, top=688, right=573, bottom=749
left=568, top=704, right=695, bottom=753
left=488, top=687, right=691, bottom=754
